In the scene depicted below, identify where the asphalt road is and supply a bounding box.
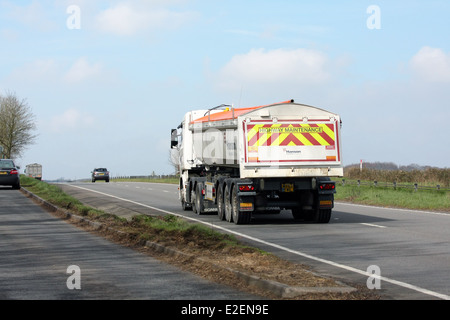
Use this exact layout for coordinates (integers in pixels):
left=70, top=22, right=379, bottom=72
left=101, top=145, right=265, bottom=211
left=0, top=187, right=260, bottom=300
left=55, top=181, right=450, bottom=300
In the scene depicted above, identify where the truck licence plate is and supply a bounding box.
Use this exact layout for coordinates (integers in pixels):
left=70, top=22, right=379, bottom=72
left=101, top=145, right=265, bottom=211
left=282, top=183, right=294, bottom=192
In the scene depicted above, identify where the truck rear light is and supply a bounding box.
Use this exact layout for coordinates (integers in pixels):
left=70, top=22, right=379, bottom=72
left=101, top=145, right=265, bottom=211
left=319, top=183, right=335, bottom=190
left=239, top=185, right=254, bottom=192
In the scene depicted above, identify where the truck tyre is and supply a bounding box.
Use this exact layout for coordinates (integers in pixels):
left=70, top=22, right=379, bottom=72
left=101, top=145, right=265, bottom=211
left=191, top=189, right=197, bottom=214
left=224, top=186, right=233, bottom=222
left=291, top=208, right=303, bottom=220
left=314, top=209, right=332, bottom=223
left=217, top=186, right=225, bottom=220
left=181, top=199, right=190, bottom=211
left=231, top=185, right=251, bottom=224
left=195, top=184, right=204, bottom=215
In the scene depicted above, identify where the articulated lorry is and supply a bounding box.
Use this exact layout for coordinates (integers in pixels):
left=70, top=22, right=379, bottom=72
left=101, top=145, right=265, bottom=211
left=25, top=163, right=42, bottom=180
left=171, top=100, right=343, bottom=224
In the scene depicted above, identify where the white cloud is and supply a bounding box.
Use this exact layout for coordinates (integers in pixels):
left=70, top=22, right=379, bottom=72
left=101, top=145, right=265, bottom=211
left=2, top=0, right=56, bottom=31
left=64, top=58, right=102, bottom=83
left=214, top=48, right=332, bottom=94
left=95, top=2, right=196, bottom=36
left=6, top=59, right=59, bottom=85
left=48, top=108, right=94, bottom=133
left=0, top=28, right=19, bottom=41
left=4, top=58, right=108, bottom=89
left=410, top=46, right=450, bottom=82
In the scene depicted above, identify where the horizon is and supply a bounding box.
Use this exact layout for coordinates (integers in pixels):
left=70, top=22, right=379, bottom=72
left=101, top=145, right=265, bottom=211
left=1, top=1, right=449, bottom=180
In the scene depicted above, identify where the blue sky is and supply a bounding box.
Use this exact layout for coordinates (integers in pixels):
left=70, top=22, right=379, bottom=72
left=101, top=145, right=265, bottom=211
left=1, top=0, right=449, bottom=180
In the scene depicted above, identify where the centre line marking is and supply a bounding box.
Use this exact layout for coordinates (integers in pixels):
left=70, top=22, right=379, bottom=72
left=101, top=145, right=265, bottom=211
left=360, top=223, right=386, bottom=228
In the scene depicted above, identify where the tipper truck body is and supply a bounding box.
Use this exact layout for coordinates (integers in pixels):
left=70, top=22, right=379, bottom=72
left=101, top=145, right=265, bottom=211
left=25, top=163, right=42, bottom=180
left=171, top=100, right=343, bottom=224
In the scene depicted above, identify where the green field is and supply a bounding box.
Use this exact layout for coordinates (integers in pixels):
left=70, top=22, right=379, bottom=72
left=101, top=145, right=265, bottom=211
left=110, top=175, right=449, bottom=213
left=112, top=177, right=178, bottom=184
left=334, top=182, right=449, bottom=212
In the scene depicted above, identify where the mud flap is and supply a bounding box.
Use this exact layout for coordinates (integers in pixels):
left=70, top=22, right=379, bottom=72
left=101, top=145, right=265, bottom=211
left=239, top=196, right=254, bottom=212
left=318, top=194, right=334, bottom=210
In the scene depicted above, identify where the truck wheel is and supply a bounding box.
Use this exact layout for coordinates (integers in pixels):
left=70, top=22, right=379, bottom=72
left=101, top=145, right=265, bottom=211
left=180, top=183, right=191, bottom=211
left=195, top=184, right=204, bottom=215
left=181, top=199, right=191, bottom=211
left=217, top=186, right=225, bottom=220
left=313, top=209, right=332, bottom=223
left=224, top=186, right=233, bottom=222
left=191, top=189, right=197, bottom=214
left=291, top=208, right=303, bottom=220
left=231, top=185, right=251, bottom=224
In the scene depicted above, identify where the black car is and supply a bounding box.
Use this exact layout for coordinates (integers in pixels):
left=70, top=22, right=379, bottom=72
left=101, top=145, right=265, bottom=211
left=0, top=159, right=21, bottom=189
left=91, top=168, right=109, bottom=182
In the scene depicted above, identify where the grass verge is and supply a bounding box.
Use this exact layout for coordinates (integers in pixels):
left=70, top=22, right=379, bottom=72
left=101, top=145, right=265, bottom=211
left=334, top=183, right=449, bottom=212
left=20, top=175, right=248, bottom=251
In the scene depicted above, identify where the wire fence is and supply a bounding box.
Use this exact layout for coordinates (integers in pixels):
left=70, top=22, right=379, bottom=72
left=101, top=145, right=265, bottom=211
left=340, top=179, right=449, bottom=192
left=110, top=176, right=449, bottom=192
left=111, top=175, right=178, bottom=180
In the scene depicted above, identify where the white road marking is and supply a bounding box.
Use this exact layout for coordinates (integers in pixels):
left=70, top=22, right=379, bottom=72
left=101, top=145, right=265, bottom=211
left=336, top=202, right=449, bottom=216
left=66, top=184, right=450, bottom=300
left=360, top=223, right=386, bottom=228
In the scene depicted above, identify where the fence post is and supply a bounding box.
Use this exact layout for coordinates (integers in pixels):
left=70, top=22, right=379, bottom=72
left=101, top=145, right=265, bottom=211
left=414, top=183, right=418, bottom=192
left=342, top=179, right=346, bottom=186
left=437, top=185, right=440, bottom=191
left=357, top=180, right=360, bottom=187
left=393, top=181, right=397, bottom=190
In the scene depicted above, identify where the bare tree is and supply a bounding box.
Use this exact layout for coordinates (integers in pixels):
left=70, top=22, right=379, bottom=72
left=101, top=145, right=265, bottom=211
left=0, top=92, right=37, bottom=159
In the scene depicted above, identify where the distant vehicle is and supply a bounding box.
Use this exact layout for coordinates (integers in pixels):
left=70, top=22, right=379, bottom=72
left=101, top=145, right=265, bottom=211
left=92, top=168, right=110, bottom=183
left=0, top=159, right=21, bottom=189
left=25, top=163, right=42, bottom=180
